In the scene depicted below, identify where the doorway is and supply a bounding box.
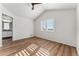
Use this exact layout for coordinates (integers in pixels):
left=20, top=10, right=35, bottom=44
left=2, top=13, right=13, bottom=47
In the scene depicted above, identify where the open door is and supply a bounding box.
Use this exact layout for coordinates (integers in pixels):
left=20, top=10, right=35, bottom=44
left=2, top=13, right=13, bottom=47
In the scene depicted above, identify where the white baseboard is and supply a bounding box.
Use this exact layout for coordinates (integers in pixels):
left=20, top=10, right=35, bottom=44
left=35, top=36, right=76, bottom=47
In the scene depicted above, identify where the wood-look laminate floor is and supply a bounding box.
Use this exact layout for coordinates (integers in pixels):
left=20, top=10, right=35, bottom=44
left=2, top=38, right=12, bottom=47
left=0, top=37, right=78, bottom=56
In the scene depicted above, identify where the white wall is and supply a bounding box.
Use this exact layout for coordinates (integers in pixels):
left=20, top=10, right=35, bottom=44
left=77, top=4, right=79, bottom=55
left=1, top=4, right=34, bottom=41
left=0, top=4, right=34, bottom=47
left=34, top=9, right=76, bottom=47
left=0, top=5, right=2, bottom=47
left=13, top=16, right=33, bottom=41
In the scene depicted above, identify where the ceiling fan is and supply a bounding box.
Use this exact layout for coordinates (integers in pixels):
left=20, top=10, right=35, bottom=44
left=31, top=3, right=42, bottom=10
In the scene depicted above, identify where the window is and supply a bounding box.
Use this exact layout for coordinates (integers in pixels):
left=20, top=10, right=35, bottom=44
left=41, top=19, right=55, bottom=31
left=3, top=20, right=12, bottom=31
left=41, top=20, right=47, bottom=31
left=3, top=22, right=10, bottom=30
left=2, top=14, right=13, bottom=31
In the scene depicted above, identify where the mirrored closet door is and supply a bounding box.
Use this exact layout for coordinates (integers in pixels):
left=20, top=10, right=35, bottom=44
left=2, top=14, right=13, bottom=47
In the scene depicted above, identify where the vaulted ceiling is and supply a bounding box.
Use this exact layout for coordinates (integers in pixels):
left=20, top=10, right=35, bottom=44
left=2, top=3, right=76, bottom=20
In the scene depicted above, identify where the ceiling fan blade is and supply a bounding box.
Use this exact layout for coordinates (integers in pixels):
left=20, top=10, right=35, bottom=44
left=31, top=3, right=42, bottom=10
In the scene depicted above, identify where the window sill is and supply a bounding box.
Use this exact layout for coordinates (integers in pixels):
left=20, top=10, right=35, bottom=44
left=41, top=30, right=55, bottom=32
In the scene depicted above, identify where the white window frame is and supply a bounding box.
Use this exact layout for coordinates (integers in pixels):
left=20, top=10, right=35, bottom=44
left=41, top=19, right=55, bottom=32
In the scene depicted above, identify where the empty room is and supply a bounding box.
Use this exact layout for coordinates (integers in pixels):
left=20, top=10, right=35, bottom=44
left=0, top=3, right=79, bottom=56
